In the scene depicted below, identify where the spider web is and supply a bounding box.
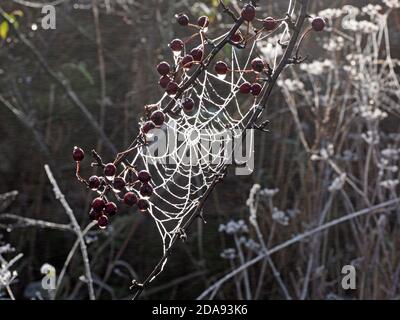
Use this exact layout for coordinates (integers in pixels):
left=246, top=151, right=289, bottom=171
left=123, top=2, right=295, bottom=280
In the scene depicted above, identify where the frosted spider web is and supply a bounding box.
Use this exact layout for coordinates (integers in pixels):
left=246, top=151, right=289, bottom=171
left=123, top=1, right=296, bottom=280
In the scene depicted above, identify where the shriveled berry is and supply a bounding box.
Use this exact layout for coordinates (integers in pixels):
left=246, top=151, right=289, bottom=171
left=170, top=39, right=184, bottom=53
left=104, top=202, right=118, bottom=216
left=150, top=110, right=165, bottom=127
left=89, top=209, right=102, bottom=221
left=312, top=17, right=326, bottom=32
left=159, top=75, right=171, bottom=89
left=113, top=177, right=126, bottom=191
left=239, top=82, right=251, bottom=94
left=141, top=121, right=156, bottom=134
left=190, top=48, right=203, bottom=62
left=98, top=214, right=109, bottom=229
left=138, top=170, right=151, bottom=183
left=241, top=4, right=256, bottom=22
left=92, top=197, right=105, bottom=213
left=177, top=13, right=189, bottom=26
left=197, top=16, right=209, bottom=28
left=88, top=175, right=101, bottom=190
left=140, top=183, right=153, bottom=197
left=251, top=83, right=263, bottom=96
left=263, top=17, right=278, bottom=31
left=137, top=199, right=150, bottom=212
left=166, top=81, right=179, bottom=96
left=182, top=97, right=194, bottom=112
left=124, top=192, right=138, bottom=207
left=104, top=163, right=117, bottom=177
left=181, top=55, right=194, bottom=70
left=157, top=61, right=170, bottom=75
left=72, top=146, right=84, bottom=162
left=215, top=61, right=228, bottom=75
left=251, top=58, right=265, bottom=73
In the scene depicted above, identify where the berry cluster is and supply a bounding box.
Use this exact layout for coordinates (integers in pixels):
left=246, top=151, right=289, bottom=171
left=72, top=147, right=153, bottom=229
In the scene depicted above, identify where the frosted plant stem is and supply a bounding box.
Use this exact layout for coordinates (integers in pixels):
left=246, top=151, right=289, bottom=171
left=44, top=165, right=96, bottom=300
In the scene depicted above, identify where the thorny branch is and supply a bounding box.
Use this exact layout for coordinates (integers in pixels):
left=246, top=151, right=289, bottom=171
left=132, top=0, right=310, bottom=300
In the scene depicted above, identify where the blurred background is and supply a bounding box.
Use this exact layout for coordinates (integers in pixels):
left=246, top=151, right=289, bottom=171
left=0, top=0, right=400, bottom=300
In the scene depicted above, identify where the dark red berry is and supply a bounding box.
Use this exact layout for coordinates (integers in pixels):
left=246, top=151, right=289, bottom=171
left=190, top=48, right=203, bottom=62
left=157, top=61, right=170, bottom=76
left=251, top=58, right=265, bottom=73
left=141, top=121, right=156, bottom=134
left=182, top=97, right=194, bottom=112
left=181, top=55, right=194, bottom=70
left=137, top=199, right=150, bottom=212
left=150, top=110, right=165, bottom=127
left=263, top=17, right=278, bottom=31
left=72, top=146, right=84, bottom=162
left=166, top=81, right=179, bottom=96
left=215, top=61, right=228, bottom=75
left=251, top=83, right=263, bottom=96
left=92, top=197, right=105, bottom=213
left=88, top=175, right=101, bottom=190
left=113, top=177, right=126, bottom=191
left=241, top=4, right=256, bottom=22
left=140, top=183, right=153, bottom=197
left=312, top=17, right=326, bottom=32
left=124, top=192, right=138, bottom=207
left=197, top=16, right=209, bottom=28
left=104, top=163, right=117, bottom=177
left=89, top=209, right=102, bottom=221
left=239, top=82, right=251, bottom=94
left=104, top=202, right=118, bottom=216
left=98, top=214, right=109, bottom=229
left=138, top=170, right=151, bottom=183
left=159, top=75, right=172, bottom=89
left=231, top=32, right=243, bottom=44
left=177, top=13, right=189, bottom=26
left=170, top=39, right=184, bottom=53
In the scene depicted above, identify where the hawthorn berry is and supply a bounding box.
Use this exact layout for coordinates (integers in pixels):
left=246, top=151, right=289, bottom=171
left=159, top=75, right=171, bottom=89
left=251, top=58, right=265, bottom=73
left=311, top=17, right=326, bottom=32
left=138, top=170, right=151, bottom=183
left=157, top=61, right=170, bottom=76
left=263, top=17, right=278, bottom=31
left=197, top=16, right=209, bottom=29
left=215, top=61, right=228, bottom=77
left=98, top=214, right=109, bottom=229
left=140, top=183, right=153, bottom=197
left=150, top=110, right=165, bottom=127
left=177, top=13, right=189, bottom=26
left=137, top=199, right=150, bottom=212
left=241, top=4, right=256, bottom=22
left=239, top=82, right=252, bottom=94
left=182, top=97, right=194, bottom=112
left=124, top=192, right=138, bottom=207
left=92, top=197, right=105, bottom=213
left=251, top=83, right=263, bottom=96
left=170, top=39, right=184, bottom=55
left=181, top=55, right=194, bottom=70
left=88, top=175, right=101, bottom=190
left=104, top=202, right=118, bottom=216
left=72, top=146, right=84, bottom=162
left=141, top=121, right=156, bottom=134
left=89, top=209, right=102, bottom=221
left=190, top=48, right=203, bottom=62
left=104, top=163, right=117, bottom=177
left=113, top=177, right=126, bottom=191
left=166, top=81, right=179, bottom=97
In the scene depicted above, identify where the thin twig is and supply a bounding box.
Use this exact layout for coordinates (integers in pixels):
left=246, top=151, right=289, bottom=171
left=44, top=164, right=96, bottom=300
